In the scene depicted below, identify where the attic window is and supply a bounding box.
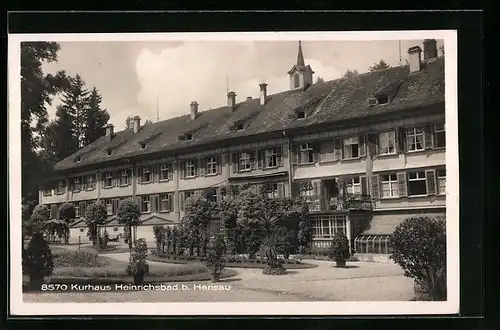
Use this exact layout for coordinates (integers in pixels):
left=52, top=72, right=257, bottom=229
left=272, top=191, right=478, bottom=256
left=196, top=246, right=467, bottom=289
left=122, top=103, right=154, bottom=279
left=140, top=142, right=146, bottom=149
left=185, top=133, right=193, bottom=141
left=107, top=149, right=112, bottom=156
left=236, top=123, right=244, bottom=131
left=297, top=111, right=306, bottom=119
left=376, top=94, right=388, bottom=105
left=74, top=155, right=81, bottom=163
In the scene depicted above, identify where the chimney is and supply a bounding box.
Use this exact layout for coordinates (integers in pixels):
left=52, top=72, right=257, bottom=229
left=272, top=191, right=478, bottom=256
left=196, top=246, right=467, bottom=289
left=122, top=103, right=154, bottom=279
left=133, top=116, right=141, bottom=133
left=105, top=124, right=114, bottom=140
left=259, top=83, right=268, bottom=106
left=227, top=92, right=236, bottom=110
left=407, top=46, right=422, bottom=73
left=423, top=39, right=438, bottom=60
left=190, top=101, right=199, bottom=120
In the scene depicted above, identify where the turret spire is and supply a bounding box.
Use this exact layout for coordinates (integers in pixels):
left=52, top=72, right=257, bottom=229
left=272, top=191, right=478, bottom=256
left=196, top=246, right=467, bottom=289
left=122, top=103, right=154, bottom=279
left=296, top=40, right=305, bottom=67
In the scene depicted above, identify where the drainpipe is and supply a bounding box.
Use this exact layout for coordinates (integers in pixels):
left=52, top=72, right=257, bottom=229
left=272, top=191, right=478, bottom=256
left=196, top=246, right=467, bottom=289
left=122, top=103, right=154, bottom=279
left=65, top=177, right=69, bottom=202
left=96, top=172, right=101, bottom=203
left=283, top=131, right=293, bottom=197
left=174, top=157, right=181, bottom=222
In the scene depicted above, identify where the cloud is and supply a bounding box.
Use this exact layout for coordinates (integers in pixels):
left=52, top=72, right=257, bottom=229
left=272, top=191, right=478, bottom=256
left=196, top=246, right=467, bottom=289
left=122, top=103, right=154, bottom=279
left=134, top=42, right=343, bottom=121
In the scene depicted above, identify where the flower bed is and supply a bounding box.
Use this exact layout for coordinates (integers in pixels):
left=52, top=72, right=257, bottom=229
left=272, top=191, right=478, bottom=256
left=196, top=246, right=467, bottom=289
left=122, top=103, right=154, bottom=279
left=148, top=254, right=317, bottom=269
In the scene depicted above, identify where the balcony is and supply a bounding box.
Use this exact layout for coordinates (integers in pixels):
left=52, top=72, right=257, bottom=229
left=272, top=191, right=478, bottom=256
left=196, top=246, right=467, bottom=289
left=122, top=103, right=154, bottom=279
left=304, top=194, right=373, bottom=213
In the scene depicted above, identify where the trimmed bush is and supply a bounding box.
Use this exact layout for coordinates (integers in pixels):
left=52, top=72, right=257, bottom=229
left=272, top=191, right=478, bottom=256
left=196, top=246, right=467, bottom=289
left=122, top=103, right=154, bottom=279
left=53, top=250, right=108, bottom=268
left=23, top=233, right=53, bottom=288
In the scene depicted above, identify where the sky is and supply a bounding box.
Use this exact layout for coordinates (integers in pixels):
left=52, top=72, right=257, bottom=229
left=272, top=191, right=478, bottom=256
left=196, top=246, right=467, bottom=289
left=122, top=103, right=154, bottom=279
left=42, top=39, right=444, bottom=131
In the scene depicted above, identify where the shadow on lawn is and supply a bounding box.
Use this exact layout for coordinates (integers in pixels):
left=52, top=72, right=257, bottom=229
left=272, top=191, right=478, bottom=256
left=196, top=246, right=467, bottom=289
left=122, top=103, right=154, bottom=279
left=331, top=265, right=360, bottom=269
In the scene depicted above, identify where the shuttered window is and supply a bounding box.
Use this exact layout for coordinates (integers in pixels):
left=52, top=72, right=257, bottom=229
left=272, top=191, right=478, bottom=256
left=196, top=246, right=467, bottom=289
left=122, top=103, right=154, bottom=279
left=378, top=131, right=396, bottom=155
left=380, top=173, right=399, bottom=198
left=343, top=136, right=360, bottom=159
left=425, top=169, right=437, bottom=195
left=159, top=193, right=173, bottom=212
left=206, top=156, right=218, bottom=175
left=437, top=169, right=446, bottom=195
left=434, top=123, right=446, bottom=148
left=408, top=171, right=427, bottom=196
left=397, top=172, right=408, bottom=197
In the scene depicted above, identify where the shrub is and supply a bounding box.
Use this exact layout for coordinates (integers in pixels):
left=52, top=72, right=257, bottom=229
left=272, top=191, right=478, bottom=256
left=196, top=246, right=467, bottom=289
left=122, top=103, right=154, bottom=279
left=117, top=200, right=141, bottom=251
left=23, top=233, right=54, bottom=288
left=53, top=250, right=108, bottom=268
left=389, top=216, right=447, bottom=301
left=205, top=231, right=226, bottom=274
left=85, top=203, right=107, bottom=246
left=328, top=232, right=351, bottom=262
left=126, top=238, right=150, bottom=284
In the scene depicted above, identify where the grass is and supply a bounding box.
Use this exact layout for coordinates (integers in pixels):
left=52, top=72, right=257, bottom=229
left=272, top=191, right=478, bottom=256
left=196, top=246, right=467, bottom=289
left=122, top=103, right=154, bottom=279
left=147, top=254, right=317, bottom=269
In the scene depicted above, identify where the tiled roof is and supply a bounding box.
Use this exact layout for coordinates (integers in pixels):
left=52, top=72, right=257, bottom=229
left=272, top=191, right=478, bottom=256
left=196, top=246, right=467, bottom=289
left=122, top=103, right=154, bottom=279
left=54, top=57, right=444, bottom=172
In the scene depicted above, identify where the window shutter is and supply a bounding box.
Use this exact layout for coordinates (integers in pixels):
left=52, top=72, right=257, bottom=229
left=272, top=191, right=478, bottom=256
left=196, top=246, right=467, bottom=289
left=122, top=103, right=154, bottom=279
left=153, top=164, right=159, bottom=183
left=137, top=167, right=142, bottom=184
left=152, top=195, right=159, bottom=213
left=359, top=135, right=366, bottom=157
left=282, top=145, right=288, bottom=159
left=371, top=175, right=379, bottom=199
left=81, top=202, right=86, bottom=218
left=397, top=172, right=408, bottom=197
left=168, top=163, right=174, bottom=180
left=180, top=162, right=185, bottom=179
left=100, top=172, right=105, bottom=187
left=312, top=142, right=320, bottom=163
left=217, top=155, right=222, bottom=174
left=368, top=133, right=379, bottom=156
left=111, top=172, right=117, bottom=187
left=127, top=169, right=132, bottom=185
left=360, top=176, right=368, bottom=196
left=180, top=192, right=186, bottom=211
left=334, top=138, right=342, bottom=160
left=291, top=182, right=300, bottom=197
left=232, top=153, right=238, bottom=173
left=137, top=196, right=142, bottom=213
left=291, top=146, right=299, bottom=165
left=277, top=147, right=283, bottom=167
left=397, top=128, right=406, bottom=153
left=82, top=176, right=87, bottom=190
left=249, top=151, right=257, bottom=170
left=199, top=158, right=206, bottom=176
left=313, top=180, right=321, bottom=197
left=256, top=150, right=263, bottom=169
left=425, top=169, right=437, bottom=195
left=277, top=182, right=285, bottom=198
left=424, top=125, right=434, bottom=149
left=168, top=193, right=174, bottom=211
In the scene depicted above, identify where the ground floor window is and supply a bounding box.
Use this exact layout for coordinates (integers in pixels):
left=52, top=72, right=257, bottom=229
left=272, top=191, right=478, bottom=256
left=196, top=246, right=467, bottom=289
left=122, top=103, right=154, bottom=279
left=310, top=215, right=347, bottom=239
left=354, top=235, right=391, bottom=254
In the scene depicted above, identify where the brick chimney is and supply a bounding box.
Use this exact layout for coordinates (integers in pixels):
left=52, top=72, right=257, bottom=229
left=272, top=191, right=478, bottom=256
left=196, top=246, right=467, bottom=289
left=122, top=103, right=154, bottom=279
left=227, top=92, right=236, bottom=110
left=259, top=83, right=268, bottom=106
left=407, top=46, right=422, bottom=73
left=190, top=101, right=199, bottom=120
left=423, top=39, right=438, bottom=60
left=133, top=116, right=141, bottom=133
left=105, top=124, right=114, bottom=140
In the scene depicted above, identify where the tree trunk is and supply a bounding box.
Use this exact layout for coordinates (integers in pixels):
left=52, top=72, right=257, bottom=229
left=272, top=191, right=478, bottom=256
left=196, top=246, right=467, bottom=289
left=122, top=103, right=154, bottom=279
left=128, top=225, right=133, bottom=250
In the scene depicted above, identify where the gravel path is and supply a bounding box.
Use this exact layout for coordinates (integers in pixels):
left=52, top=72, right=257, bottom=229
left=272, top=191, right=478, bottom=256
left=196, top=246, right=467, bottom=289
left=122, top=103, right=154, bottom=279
left=23, top=253, right=414, bottom=302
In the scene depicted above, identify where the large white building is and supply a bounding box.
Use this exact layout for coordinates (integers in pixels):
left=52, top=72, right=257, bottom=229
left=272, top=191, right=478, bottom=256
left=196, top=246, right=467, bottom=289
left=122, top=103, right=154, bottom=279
left=40, top=40, right=446, bottom=257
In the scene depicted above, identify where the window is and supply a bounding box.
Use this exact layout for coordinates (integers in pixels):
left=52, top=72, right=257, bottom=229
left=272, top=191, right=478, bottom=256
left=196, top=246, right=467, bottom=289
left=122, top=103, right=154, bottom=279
left=141, top=167, right=152, bottom=183
left=376, top=95, right=388, bottom=104
left=206, top=157, right=217, bottom=175
left=239, top=152, right=252, bottom=171
left=43, top=188, right=52, bottom=197
left=185, top=160, right=196, bottom=178
left=120, top=170, right=130, bottom=186
left=297, top=111, right=306, bottom=119
left=185, top=133, right=193, bottom=141
left=265, top=148, right=277, bottom=168
left=343, top=136, right=359, bottom=159
left=266, top=183, right=279, bottom=198
left=107, top=149, right=112, bottom=156
left=75, top=203, right=80, bottom=218
left=104, top=172, right=113, bottom=187
left=73, top=177, right=81, bottom=191
left=56, top=180, right=66, bottom=194
left=79, top=228, right=84, bottom=233
left=185, top=191, right=195, bottom=200
left=106, top=199, right=113, bottom=215
left=85, top=175, right=95, bottom=190
left=408, top=171, right=427, bottom=196
left=159, top=194, right=172, bottom=212
left=381, top=174, right=399, bottom=198
left=300, top=143, right=314, bottom=164
left=437, top=169, right=446, bottom=195
left=311, top=215, right=347, bottom=239
left=75, top=155, right=81, bottom=163
left=141, top=195, right=151, bottom=213
left=434, top=123, right=446, bottom=148
left=294, top=74, right=300, bottom=88
left=160, top=164, right=170, bottom=181
left=406, top=127, right=425, bottom=151
left=113, top=227, right=119, bottom=232
left=355, top=235, right=391, bottom=254
left=379, top=131, right=396, bottom=155
left=236, top=123, right=244, bottom=131
left=345, top=177, right=361, bottom=195
left=140, top=142, right=146, bottom=149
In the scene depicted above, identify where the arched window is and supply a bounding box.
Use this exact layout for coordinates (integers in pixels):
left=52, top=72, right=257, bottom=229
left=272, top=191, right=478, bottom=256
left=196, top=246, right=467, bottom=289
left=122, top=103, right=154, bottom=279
left=294, top=74, right=300, bottom=88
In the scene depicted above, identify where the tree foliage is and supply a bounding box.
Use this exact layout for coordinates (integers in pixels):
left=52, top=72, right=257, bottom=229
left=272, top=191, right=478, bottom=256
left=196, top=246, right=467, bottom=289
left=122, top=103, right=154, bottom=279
left=206, top=230, right=226, bottom=274
left=368, top=60, right=390, bottom=72
left=84, top=202, right=107, bottom=246
left=316, top=76, right=325, bottom=84
left=328, top=232, right=351, bottom=262
left=117, top=199, right=141, bottom=250
left=57, top=203, right=76, bottom=244
left=181, top=194, right=213, bottom=256
left=389, top=216, right=447, bottom=301
left=23, top=232, right=54, bottom=288
left=153, top=225, right=166, bottom=255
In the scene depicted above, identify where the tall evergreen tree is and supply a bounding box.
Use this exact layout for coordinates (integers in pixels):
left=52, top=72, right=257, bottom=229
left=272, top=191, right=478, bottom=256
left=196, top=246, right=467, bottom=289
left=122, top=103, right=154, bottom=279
left=20, top=42, right=69, bottom=201
left=84, top=87, right=110, bottom=145
left=368, top=60, right=390, bottom=72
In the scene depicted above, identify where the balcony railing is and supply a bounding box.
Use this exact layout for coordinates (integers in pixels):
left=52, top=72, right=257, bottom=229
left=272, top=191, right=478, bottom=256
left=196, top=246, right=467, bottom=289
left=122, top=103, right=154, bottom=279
left=303, top=194, right=373, bottom=212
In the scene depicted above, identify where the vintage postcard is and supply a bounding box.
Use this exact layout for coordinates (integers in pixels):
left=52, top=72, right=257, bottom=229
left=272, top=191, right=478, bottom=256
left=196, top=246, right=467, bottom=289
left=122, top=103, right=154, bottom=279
left=8, top=30, right=459, bottom=315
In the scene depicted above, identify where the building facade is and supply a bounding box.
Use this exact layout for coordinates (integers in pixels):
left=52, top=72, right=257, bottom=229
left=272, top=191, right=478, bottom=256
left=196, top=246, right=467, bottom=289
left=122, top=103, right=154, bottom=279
left=39, top=40, right=446, bottom=257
